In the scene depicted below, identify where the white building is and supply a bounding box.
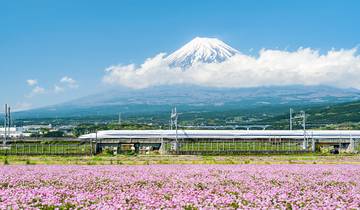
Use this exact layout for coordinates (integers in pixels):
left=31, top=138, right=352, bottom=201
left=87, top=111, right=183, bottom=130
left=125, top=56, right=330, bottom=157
left=0, top=127, right=30, bottom=138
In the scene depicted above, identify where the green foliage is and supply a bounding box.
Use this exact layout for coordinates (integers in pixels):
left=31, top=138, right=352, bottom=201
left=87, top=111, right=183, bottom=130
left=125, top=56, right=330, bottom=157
left=43, top=131, right=65, bottom=138
left=229, top=202, right=240, bottom=209
left=183, top=204, right=199, bottom=210
left=258, top=100, right=360, bottom=129
left=30, top=133, right=41, bottom=138
left=102, top=147, right=115, bottom=156
left=3, top=158, right=9, bottom=165
left=244, top=160, right=251, bottom=164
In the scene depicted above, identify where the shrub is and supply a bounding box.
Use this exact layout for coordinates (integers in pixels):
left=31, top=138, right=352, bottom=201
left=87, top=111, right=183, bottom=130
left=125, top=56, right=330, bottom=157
left=3, top=158, right=9, bottom=165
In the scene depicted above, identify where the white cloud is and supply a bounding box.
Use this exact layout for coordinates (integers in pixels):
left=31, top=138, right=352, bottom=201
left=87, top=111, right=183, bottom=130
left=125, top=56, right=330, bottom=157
left=103, top=48, right=360, bottom=89
left=103, top=53, right=184, bottom=88
left=53, top=76, right=78, bottom=93
left=60, top=76, right=78, bottom=88
left=26, top=86, right=46, bottom=98
left=24, top=76, right=79, bottom=99
left=25, top=79, right=45, bottom=97
left=54, top=85, right=65, bottom=93
left=26, top=79, right=38, bottom=86
left=32, top=86, right=45, bottom=94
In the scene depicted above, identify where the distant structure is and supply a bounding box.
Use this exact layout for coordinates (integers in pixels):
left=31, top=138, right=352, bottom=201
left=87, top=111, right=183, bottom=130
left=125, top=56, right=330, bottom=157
left=0, top=127, right=26, bottom=139
left=289, top=108, right=307, bottom=147
left=170, top=107, right=179, bottom=151
left=237, top=125, right=270, bottom=130
left=289, top=108, right=293, bottom=130
left=300, top=111, right=307, bottom=149
left=181, top=125, right=270, bottom=130
left=2, top=104, right=11, bottom=145
left=1, top=104, right=30, bottom=141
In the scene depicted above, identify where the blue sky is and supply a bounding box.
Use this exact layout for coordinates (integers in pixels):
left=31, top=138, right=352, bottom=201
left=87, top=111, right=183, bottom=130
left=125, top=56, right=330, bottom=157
left=1, top=0, right=359, bottom=110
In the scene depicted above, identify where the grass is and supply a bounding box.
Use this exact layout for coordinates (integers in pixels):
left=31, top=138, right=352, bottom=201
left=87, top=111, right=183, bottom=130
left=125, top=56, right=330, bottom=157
left=1, top=154, right=360, bottom=165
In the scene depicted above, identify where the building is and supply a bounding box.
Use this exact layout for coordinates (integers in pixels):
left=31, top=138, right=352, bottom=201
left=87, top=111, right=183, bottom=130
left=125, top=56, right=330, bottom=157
left=0, top=127, right=30, bottom=138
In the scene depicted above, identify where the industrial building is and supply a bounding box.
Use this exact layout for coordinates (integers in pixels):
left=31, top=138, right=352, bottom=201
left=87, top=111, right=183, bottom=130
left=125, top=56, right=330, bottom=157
left=0, top=127, right=29, bottom=138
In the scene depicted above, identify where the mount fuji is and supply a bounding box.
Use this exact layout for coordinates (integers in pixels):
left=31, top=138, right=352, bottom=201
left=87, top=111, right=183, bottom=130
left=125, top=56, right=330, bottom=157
left=166, top=37, right=239, bottom=68
left=15, top=37, right=360, bottom=119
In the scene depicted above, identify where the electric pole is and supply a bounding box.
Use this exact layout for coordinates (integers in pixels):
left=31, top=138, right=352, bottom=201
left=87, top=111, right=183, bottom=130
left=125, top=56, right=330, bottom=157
left=8, top=106, right=11, bottom=139
left=3, top=104, right=7, bottom=145
left=170, top=107, right=179, bottom=152
left=118, top=113, right=121, bottom=125
left=301, top=111, right=306, bottom=132
left=3, top=104, right=10, bottom=146
left=300, top=111, right=307, bottom=149
left=289, top=108, right=293, bottom=130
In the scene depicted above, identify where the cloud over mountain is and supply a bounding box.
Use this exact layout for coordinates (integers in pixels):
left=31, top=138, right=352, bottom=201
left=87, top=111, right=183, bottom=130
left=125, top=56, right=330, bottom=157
left=54, top=76, right=79, bottom=93
left=103, top=37, right=360, bottom=89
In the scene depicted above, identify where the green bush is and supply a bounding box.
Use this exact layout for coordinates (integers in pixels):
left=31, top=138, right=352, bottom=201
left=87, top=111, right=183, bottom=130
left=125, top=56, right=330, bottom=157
left=3, top=158, right=9, bottom=165
left=43, top=131, right=65, bottom=138
left=102, top=147, right=115, bottom=156
left=244, top=160, right=251, bottom=164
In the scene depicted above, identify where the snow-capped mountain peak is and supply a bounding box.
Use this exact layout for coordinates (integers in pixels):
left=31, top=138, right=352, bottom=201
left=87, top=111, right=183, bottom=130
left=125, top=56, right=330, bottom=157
left=166, top=37, right=239, bottom=69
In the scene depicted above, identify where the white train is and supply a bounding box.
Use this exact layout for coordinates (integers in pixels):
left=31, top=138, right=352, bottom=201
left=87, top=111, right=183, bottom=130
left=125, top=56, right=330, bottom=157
left=79, top=129, right=360, bottom=140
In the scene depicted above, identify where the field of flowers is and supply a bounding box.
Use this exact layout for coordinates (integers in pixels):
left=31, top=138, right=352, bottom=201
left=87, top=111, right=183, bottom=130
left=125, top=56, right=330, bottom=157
left=0, top=165, right=360, bottom=209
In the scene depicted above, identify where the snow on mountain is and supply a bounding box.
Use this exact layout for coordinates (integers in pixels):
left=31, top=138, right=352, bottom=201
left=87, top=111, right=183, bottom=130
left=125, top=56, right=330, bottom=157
left=166, top=37, right=239, bottom=69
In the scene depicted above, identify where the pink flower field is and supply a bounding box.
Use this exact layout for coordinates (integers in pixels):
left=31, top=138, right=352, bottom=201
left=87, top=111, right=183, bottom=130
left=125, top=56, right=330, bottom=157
left=0, top=165, right=360, bottom=209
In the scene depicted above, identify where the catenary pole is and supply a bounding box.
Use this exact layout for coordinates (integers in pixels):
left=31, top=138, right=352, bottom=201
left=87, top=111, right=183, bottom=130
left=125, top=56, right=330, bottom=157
left=3, top=104, right=7, bottom=145
left=7, top=106, right=11, bottom=142
left=289, top=108, right=293, bottom=130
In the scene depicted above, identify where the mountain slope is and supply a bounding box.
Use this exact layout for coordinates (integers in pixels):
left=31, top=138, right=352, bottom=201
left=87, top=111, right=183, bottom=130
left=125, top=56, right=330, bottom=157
left=257, top=100, right=360, bottom=129
left=14, top=85, right=360, bottom=119
left=166, top=37, right=239, bottom=68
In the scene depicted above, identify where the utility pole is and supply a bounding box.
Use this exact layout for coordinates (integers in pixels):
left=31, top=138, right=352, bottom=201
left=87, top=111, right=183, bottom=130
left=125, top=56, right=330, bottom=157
left=7, top=106, right=11, bottom=141
left=175, top=108, right=178, bottom=144
left=170, top=109, right=174, bottom=130
left=300, top=111, right=307, bottom=149
left=3, top=104, right=7, bottom=145
left=301, top=111, right=306, bottom=133
left=118, top=113, right=121, bottom=125
left=289, top=108, right=294, bottom=130
left=170, top=107, right=179, bottom=152
left=3, top=104, right=10, bottom=146
left=93, top=130, right=97, bottom=155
